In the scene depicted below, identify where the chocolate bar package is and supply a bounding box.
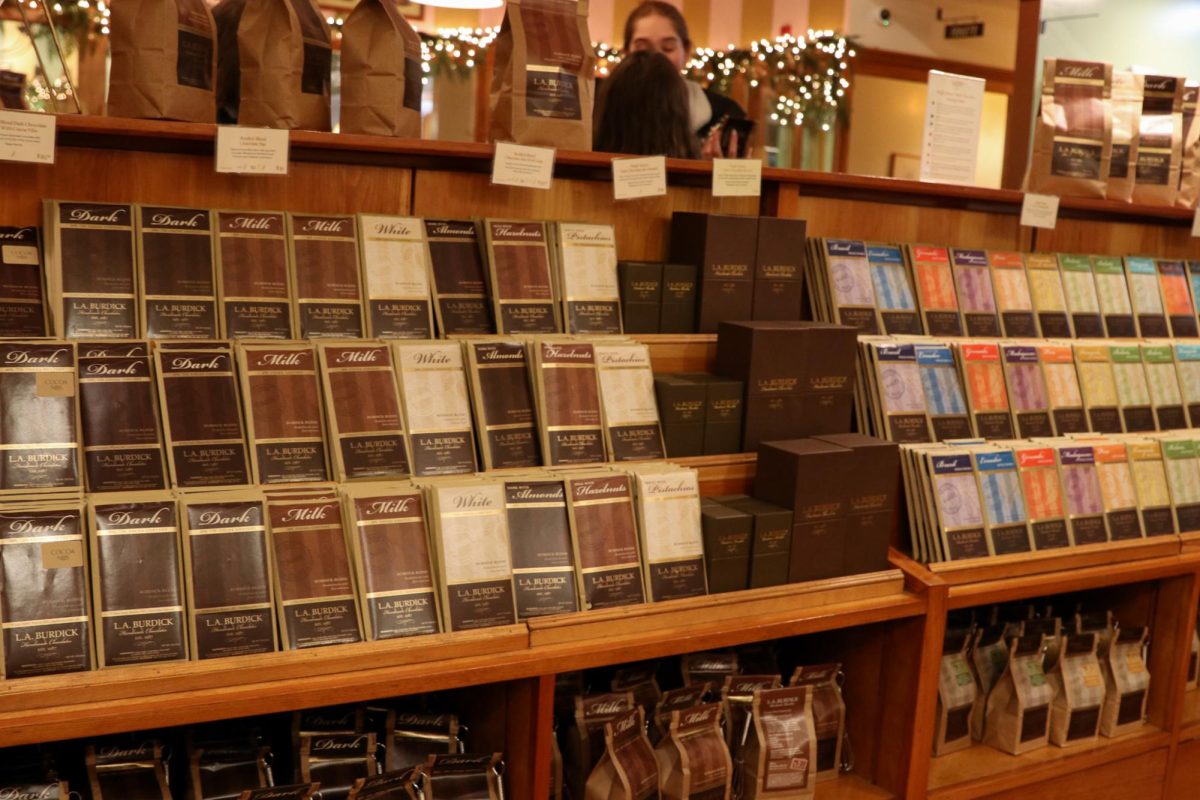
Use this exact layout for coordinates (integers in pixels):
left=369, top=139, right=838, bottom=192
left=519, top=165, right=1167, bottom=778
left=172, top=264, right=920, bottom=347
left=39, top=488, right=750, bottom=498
left=135, top=205, right=217, bottom=339
left=926, top=448, right=990, bottom=561
left=0, top=225, right=47, bottom=336
left=357, top=215, right=435, bottom=339
left=866, top=243, right=921, bottom=334
left=1124, top=256, right=1168, bottom=337
left=0, top=341, right=81, bottom=494
left=1090, top=255, right=1136, bottom=337
left=426, top=481, right=517, bottom=632
left=584, top=707, right=659, bottom=800
left=0, top=499, right=91, bottom=678
left=1075, top=343, right=1122, bottom=433
left=317, top=342, right=412, bottom=481
left=712, top=495, right=791, bottom=589
left=595, top=342, right=666, bottom=462
left=43, top=200, right=138, bottom=338
left=1028, top=59, right=1113, bottom=198
left=754, top=439, right=850, bottom=580
left=1057, top=254, right=1104, bottom=338
left=78, top=353, right=168, bottom=492
left=1156, top=259, right=1198, bottom=337
left=956, top=342, right=1015, bottom=441
left=754, top=217, right=806, bottom=321
left=660, top=262, right=698, bottom=333
left=343, top=482, right=441, bottom=640
left=815, top=433, right=897, bottom=574
left=1158, top=436, right=1200, bottom=534
left=1012, top=443, right=1071, bottom=550
left=618, top=261, right=662, bottom=334
left=906, top=244, right=962, bottom=336
left=287, top=214, right=365, bottom=338
left=1056, top=445, right=1110, bottom=546
left=504, top=477, right=579, bottom=619
left=700, top=499, right=752, bottom=594
left=817, top=238, right=877, bottom=334
left=564, top=471, right=645, bottom=610
left=951, top=249, right=1001, bottom=336
left=87, top=740, right=171, bottom=800
left=654, top=702, right=732, bottom=800
left=155, top=348, right=252, bottom=487
left=393, top=341, right=478, bottom=477
left=1126, top=438, right=1175, bottom=537
left=866, top=341, right=931, bottom=443
left=984, top=634, right=1053, bottom=755
left=382, top=710, right=462, bottom=774
left=1025, top=252, right=1072, bottom=338
left=914, top=342, right=972, bottom=442
left=463, top=340, right=541, bottom=470
left=531, top=340, right=606, bottom=466
left=180, top=489, right=278, bottom=659
left=414, top=753, right=504, bottom=800
left=1175, top=343, right=1200, bottom=428
left=298, top=732, right=377, bottom=800
left=237, top=342, right=330, bottom=484
left=1038, top=343, right=1087, bottom=435
left=1141, top=343, right=1186, bottom=431
left=214, top=210, right=295, bottom=339
left=1000, top=343, right=1053, bottom=438
left=742, top=686, right=816, bottom=799
left=266, top=491, right=363, bottom=650
left=972, top=448, right=1033, bottom=556
left=88, top=492, right=187, bottom=667
left=654, top=375, right=706, bottom=458
left=1133, top=75, right=1184, bottom=206
left=670, top=213, right=757, bottom=333
left=1110, top=345, right=1155, bottom=433
left=482, top=219, right=560, bottom=334
left=425, top=220, right=494, bottom=335
left=553, top=222, right=622, bottom=334
left=630, top=466, right=707, bottom=602
left=988, top=251, right=1037, bottom=337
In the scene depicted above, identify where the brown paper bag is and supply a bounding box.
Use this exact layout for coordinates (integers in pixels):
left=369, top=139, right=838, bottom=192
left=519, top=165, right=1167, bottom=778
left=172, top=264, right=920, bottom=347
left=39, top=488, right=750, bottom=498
left=983, top=634, right=1054, bottom=755
left=1048, top=632, right=1104, bottom=747
left=108, top=0, right=216, bottom=122
left=1132, top=75, right=1185, bottom=206
left=1101, top=626, right=1150, bottom=737
left=1027, top=59, right=1113, bottom=199
left=341, top=0, right=423, bottom=138
left=933, top=628, right=976, bottom=756
left=654, top=702, right=731, bottom=800
left=238, top=0, right=331, bottom=131
left=1177, top=82, right=1200, bottom=209
left=566, top=693, right=637, bottom=800
left=489, top=0, right=595, bottom=151
left=789, top=664, right=846, bottom=783
left=742, top=686, right=816, bottom=800
left=1107, top=71, right=1143, bottom=202
left=585, top=707, right=660, bottom=800
left=968, top=626, right=1008, bottom=741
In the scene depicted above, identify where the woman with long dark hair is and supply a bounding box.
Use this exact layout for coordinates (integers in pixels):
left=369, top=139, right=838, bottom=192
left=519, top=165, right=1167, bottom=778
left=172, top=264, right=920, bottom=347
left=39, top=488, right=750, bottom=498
left=593, top=50, right=699, bottom=159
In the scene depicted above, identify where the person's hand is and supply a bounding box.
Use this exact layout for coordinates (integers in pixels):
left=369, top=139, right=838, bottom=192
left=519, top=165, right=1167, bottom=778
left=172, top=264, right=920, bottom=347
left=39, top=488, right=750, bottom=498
left=700, top=127, right=745, bottom=160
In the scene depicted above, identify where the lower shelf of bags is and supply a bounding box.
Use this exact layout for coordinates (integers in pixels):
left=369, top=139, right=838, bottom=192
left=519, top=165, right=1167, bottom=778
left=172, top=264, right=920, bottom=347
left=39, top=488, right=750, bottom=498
left=925, top=724, right=1169, bottom=800
left=816, top=773, right=895, bottom=799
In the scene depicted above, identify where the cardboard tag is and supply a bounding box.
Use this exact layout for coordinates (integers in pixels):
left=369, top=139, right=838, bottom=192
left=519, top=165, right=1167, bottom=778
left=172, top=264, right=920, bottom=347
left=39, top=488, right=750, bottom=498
left=613, top=156, right=667, bottom=200
left=712, top=158, right=762, bottom=197
left=215, top=126, right=290, bottom=175
left=42, top=540, right=83, bottom=569
left=36, top=372, right=74, bottom=397
left=492, top=141, right=555, bottom=190
left=1, top=244, right=39, bottom=265
left=0, top=109, right=55, bottom=165
left=1021, top=193, right=1060, bottom=229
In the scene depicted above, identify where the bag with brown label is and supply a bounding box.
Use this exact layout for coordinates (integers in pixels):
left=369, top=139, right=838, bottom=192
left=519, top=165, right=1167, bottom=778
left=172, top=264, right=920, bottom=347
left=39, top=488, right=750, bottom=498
left=1132, top=75, right=1185, bottom=206
left=384, top=711, right=463, bottom=773
left=414, top=753, right=504, bottom=799
left=720, top=674, right=779, bottom=796
left=934, top=628, right=976, bottom=756
left=1048, top=632, right=1105, bottom=747
left=190, top=742, right=273, bottom=799
left=489, top=0, right=595, bottom=151
left=789, top=665, right=845, bottom=783
left=653, top=685, right=710, bottom=747
left=654, top=702, right=731, bottom=800
left=237, top=0, right=331, bottom=130
left=108, top=0, right=217, bottom=121
left=566, top=693, right=637, bottom=800
left=87, top=740, right=172, bottom=800
left=968, top=626, right=1008, bottom=741
left=682, top=652, right=738, bottom=688
left=1107, top=71, right=1143, bottom=202
left=984, top=634, right=1054, bottom=755
left=585, top=707, right=660, bottom=800
left=1027, top=59, right=1113, bottom=199
left=340, top=0, right=423, bottom=138
left=613, top=665, right=664, bottom=721
left=742, top=686, right=816, bottom=800
left=1177, top=82, right=1200, bottom=209
left=1101, top=625, right=1150, bottom=737
left=298, top=732, right=378, bottom=799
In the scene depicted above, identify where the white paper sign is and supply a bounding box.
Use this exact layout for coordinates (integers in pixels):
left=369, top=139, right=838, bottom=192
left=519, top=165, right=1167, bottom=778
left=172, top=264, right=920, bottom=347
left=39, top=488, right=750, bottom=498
left=1192, top=207, right=1200, bottom=238
left=0, top=110, right=55, bottom=165
left=215, top=126, right=290, bottom=175
left=612, top=156, right=667, bottom=200
left=1021, top=193, right=1060, bottom=229
left=492, top=141, right=555, bottom=190
left=712, top=158, right=762, bottom=197
left=920, top=70, right=985, bottom=186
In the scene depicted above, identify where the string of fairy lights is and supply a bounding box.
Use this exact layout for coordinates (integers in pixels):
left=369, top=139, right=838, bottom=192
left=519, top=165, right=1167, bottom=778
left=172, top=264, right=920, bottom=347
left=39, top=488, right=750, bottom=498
left=9, top=0, right=854, bottom=128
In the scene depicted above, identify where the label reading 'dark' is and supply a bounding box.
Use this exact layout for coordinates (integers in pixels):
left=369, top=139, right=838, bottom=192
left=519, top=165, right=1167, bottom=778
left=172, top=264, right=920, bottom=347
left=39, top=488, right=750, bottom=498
left=137, top=206, right=217, bottom=339
left=49, top=201, right=137, bottom=338
left=156, top=350, right=251, bottom=488
left=288, top=214, right=364, bottom=338
left=0, top=226, right=48, bottom=337
left=0, top=342, right=80, bottom=493
left=317, top=344, right=411, bottom=481
left=566, top=474, right=644, bottom=609
left=79, top=355, right=168, bottom=492
left=215, top=211, right=294, bottom=339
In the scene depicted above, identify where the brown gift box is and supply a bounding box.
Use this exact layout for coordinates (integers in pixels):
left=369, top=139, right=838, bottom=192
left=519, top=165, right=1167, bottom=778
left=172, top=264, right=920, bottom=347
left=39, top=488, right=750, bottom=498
left=654, top=375, right=706, bottom=458
left=618, top=261, right=663, bottom=334
left=700, top=498, right=752, bottom=594
left=712, top=494, right=792, bottom=589
left=670, top=212, right=758, bottom=333
left=815, top=433, right=898, bottom=575
left=753, top=216, right=807, bottom=321
left=659, top=262, right=698, bottom=333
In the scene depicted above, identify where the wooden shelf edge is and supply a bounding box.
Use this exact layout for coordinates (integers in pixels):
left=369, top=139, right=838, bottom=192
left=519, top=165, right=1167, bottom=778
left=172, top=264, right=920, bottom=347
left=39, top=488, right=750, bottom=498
left=926, top=727, right=1170, bottom=800
left=929, top=536, right=1181, bottom=586
left=1180, top=530, right=1200, bottom=552
left=816, top=772, right=895, bottom=799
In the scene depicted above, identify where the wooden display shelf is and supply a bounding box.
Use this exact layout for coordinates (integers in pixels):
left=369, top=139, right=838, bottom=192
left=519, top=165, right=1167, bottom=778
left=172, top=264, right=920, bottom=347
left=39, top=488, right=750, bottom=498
left=1179, top=530, right=1200, bottom=552
left=928, top=537, right=1181, bottom=588
left=1181, top=690, right=1200, bottom=741
left=674, top=452, right=757, bottom=496
left=637, top=333, right=718, bottom=374
left=926, top=726, right=1170, bottom=800
left=817, top=773, right=895, bottom=799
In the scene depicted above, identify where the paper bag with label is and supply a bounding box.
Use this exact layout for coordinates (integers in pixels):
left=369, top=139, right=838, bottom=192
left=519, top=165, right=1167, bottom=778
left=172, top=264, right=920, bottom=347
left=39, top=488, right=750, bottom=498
left=237, top=0, right=331, bottom=130
left=108, top=0, right=217, bottom=121
left=341, top=0, right=423, bottom=138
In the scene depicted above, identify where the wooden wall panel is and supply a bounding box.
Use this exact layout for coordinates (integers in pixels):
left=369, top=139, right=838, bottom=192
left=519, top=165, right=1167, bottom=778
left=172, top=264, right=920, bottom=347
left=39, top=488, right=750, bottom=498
left=0, top=148, right=413, bottom=225
left=976, top=748, right=1167, bottom=800
left=412, top=170, right=759, bottom=262
left=1035, top=217, right=1200, bottom=259
left=1168, top=736, right=1200, bottom=799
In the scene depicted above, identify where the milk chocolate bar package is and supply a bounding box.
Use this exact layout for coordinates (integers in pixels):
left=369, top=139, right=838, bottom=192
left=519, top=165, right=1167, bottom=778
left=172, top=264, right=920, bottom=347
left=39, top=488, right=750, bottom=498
left=155, top=347, right=251, bottom=488
left=135, top=205, right=218, bottom=339
left=43, top=201, right=138, bottom=338
left=670, top=213, right=757, bottom=333
left=287, top=214, right=365, bottom=338
left=266, top=491, right=363, bottom=650
left=214, top=210, right=295, bottom=339
left=532, top=339, right=606, bottom=465
left=1108, top=71, right=1144, bottom=202
left=984, top=634, right=1053, bottom=754
left=584, top=707, right=659, bottom=800
left=87, top=739, right=171, bottom=800
left=78, top=352, right=168, bottom=492
left=933, top=628, right=976, bottom=755
left=742, top=685, right=817, bottom=799
left=237, top=0, right=332, bottom=131
left=631, top=466, right=707, bottom=602
left=504, top=476, right=579, bottom=619
left=317, top=342, right=412, bottom=482
left=237, top=342, right=330, bottom=485
left=1133, top=75, right=1184, bottom=206
left=654, top=701, right=732, bottom=799
left=566, top=693, right=637, bottom=800
left=0, top=498, right=91, bottom=678
left=564, top=471, right=646, bottom=610
left=554, top=222, right=622, bottom=334
left=425, top=480, right=517, bottom=632
left=482, top=219, right=560, bottom=334
left=425, top=219, right=494, bottom=335
left=340, top=0, right=422, bottom=138
left=463, top=339, right=541, bottom=470
left=0, top=341, right=81, bottom=494
left=88, top=492, right=187, bottom=667
left=595, top=342, right=666, bottom=462
left=0, top=225, right=47, bottom=336
left=180, top=489, right=278, bottom=659
left=357, top=215, right=435, bottom=339
left=392, top=341, right=478, bottom=477
left=107, top=0, right=216, bottom=121
left=1028, top=59, right=1112, bottom=198
left=342, top=482, right=441, bottom=640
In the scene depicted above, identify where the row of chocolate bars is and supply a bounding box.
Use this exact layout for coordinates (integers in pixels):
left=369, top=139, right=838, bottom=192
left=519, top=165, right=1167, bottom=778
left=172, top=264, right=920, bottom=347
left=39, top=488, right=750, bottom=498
left=901, top=432, right=1200, bottom=564
left=4, top=705, right=496, bottom=800
left=0, top=337, right=671, bottom=496
left=857, top=336, right=1200, bottom=444
left=807, top=239, right=1200, bottom=341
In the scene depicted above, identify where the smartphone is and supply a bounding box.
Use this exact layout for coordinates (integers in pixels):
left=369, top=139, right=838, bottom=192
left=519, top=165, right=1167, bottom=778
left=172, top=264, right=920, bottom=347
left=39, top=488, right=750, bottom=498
left=719, top=116, right=756, bottom=158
